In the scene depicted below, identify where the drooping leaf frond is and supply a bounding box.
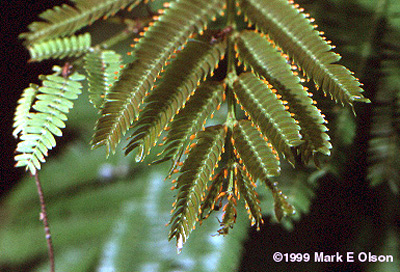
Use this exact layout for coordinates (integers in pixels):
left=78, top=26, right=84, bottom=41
left=125, top=35, right=226, bottom=161
left=238, top=0, right=370, bottom=107
left=91, top=0, right=225, bottom=156
left=153, top=81, right=225, bottom=169
left=232, top=120, right=281, bottom=179
left=233, top=72, right=303, bottom=163
left=168, top=125, right=227, bottom=253
left=235, top=165, right=263, bottom=229
left=235, top=30, right=331, bottom=162
left=13, top=66, right=85, bottom=174
left=28, top=33, right=92, bottom=62
left=20, top=0, right=142, bottom=44
left=84, top=50, right=123, bottom=109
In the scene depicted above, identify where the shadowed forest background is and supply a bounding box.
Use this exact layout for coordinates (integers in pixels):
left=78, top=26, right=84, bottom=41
left=1, top=0, right=399, bottom=271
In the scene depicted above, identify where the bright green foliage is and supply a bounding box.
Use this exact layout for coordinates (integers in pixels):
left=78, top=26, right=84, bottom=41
left=13, top=66, right=85, bottom=174
left=28, top=33, right=92, bottom=61
left=13, top=0, right=372, bottom=256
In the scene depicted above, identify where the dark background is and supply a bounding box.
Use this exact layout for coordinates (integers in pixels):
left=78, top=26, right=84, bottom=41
left=1, top=0, right=64, bottom=195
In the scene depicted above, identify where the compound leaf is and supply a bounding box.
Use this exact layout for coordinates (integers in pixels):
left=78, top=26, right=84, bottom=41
left=125, top=35, right=226, bottom=162
left=91, top=0, right=225, bottom=156
left=235, top=30, right=331, bottom=162
left=13, top=66, right=85, bottom=174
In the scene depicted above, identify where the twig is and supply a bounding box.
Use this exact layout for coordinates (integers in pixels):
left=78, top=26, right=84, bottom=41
left=34, top=172, right=55, bottom=272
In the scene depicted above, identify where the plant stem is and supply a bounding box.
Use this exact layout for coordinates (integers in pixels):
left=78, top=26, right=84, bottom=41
left=34, top=172, right=55, bottom=272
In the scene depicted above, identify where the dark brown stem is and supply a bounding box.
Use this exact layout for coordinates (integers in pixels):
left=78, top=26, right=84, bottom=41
left=34, top=172, right=55, bottom=272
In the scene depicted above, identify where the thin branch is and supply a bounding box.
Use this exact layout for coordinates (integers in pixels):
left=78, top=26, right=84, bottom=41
left=34, top=172, right=55, bottom=272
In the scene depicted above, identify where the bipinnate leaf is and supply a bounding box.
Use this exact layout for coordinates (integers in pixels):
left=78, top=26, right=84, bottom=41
left=235, top=30, right=331, bottom=162
left=125, top=35, right=226, bottom=162
left=168, top=125, right=227, bottom=253
left=91, top=0, right=225, bottom=156
left=238, top=0, right=370, bottom=107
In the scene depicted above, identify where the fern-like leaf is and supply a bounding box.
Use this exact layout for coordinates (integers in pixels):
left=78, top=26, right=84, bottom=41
left=84, top=50, right=123, bottom=109
left=13, top=66, right=85, bottom=174
left=20, top=0, right=142, bottom=44
left=153, top=81, right=225, bottom=169
left=238, top=0, right=370, bottom=107
left=28, top=33, right=91, bottom=62
left=125, top=36, right=226, bottom=161
left=232, top=119, right=281, bottom=178
left=233, top=72, right=303, bottom=163
left=168, top=125, right=227, bottom=253
left=91, top=0, right=225, bottom=156
left=235, top=30, right=331, bottom=161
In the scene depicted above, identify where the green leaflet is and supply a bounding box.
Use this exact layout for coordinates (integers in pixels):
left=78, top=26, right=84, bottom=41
left=233, top=72, right=303, bottom=163
left=28, top=33, right=91, bottom=61
left=238, top=0, right=370, bottom=107
left=216, top=193, right=237, bottom=235
left=13, top=85, right=39, bottom=138
left=153, top=81, right=224, bottom=170
left=272, top=187, right=295, bottom=222
left=84, top=50, right=123, bottom=109
left=199, top=169, right=225, bottom=221
left=235, top=30, right=331, bottom=162
left=232, top=120, right=280, bottom=179
left=125, top=35, right=226, bottom=161
left=91, top=0, right=224, bottom=156
left=20, top=0, right=142, bottom=44
left=13, top=66, right=85, bottom=174
left=168, top=125, right=226, bottom=253
left=236, top=165, right=263, bottom=229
